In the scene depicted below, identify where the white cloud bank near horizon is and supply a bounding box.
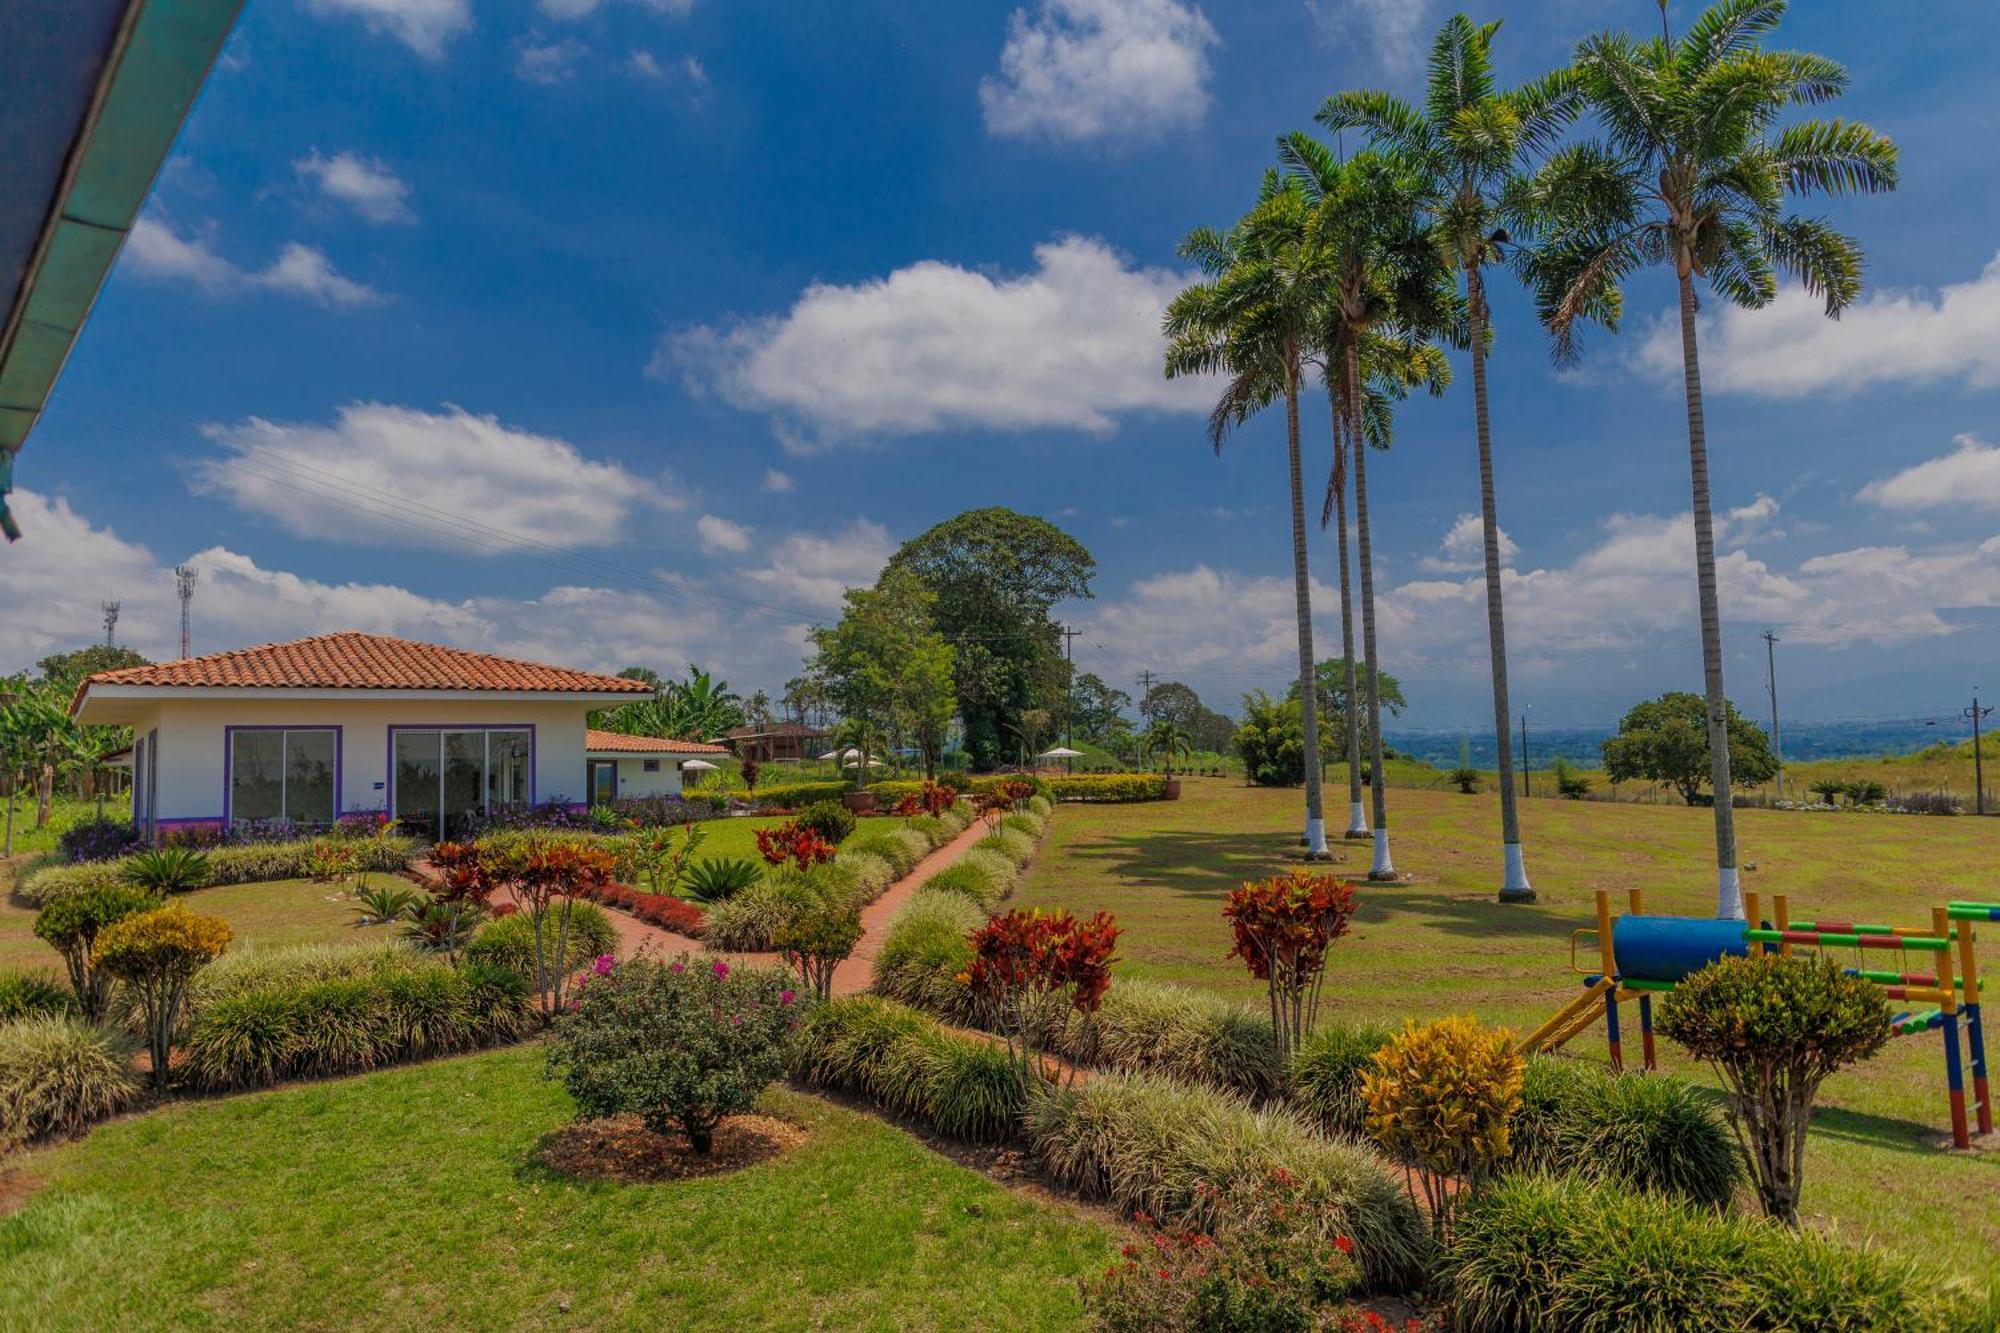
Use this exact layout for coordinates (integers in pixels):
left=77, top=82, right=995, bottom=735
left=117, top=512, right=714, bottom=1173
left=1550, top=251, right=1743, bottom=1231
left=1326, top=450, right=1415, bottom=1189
left=980, top=0, right=1219, bottom=143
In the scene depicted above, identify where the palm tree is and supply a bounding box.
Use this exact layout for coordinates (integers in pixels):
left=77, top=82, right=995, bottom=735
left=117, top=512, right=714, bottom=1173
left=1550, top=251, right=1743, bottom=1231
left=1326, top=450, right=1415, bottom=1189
left=1283, top=141, right=1458, bottom=880
left=1530, top=0, right=1896, bottom=918
left=1319, top=14, right=1579, bottom=904
left=1141, top=719, right=1195, bottom=779
left=1165, top=173, right=1336, bottom=859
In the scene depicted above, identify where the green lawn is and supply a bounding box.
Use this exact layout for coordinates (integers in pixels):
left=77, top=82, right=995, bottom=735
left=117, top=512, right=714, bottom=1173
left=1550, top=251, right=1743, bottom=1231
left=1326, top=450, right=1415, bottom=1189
left=2, top=877, right=364, bottom=977
left=1013, top=776, right=2000, bottom=1284
left=0, top=1046, right=1117, bottom=1330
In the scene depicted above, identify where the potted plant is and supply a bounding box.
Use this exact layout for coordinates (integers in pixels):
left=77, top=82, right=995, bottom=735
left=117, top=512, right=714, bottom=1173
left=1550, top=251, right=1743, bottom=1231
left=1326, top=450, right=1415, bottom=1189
left=1142, top=719, right=1192, bottom=800
left=833, top=719, right=883, bottom=812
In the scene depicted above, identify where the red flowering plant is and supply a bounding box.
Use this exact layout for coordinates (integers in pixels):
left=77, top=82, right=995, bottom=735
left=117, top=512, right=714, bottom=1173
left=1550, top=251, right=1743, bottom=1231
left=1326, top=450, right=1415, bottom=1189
left=754, top=821, right=837, bottom=874
left=894, top=781, right=960, bottom=822
left=623, top=819, right=707, bottom=895
left=412, top=840, right=497, bottom=965
left=476, top=836, right=617, bottom=1016
left=963, top=907, right=1119, bottom=1085
left=1083, top=1172, right=1362, bottom=1332
left=1223, top=870, right=1358, bottom=1060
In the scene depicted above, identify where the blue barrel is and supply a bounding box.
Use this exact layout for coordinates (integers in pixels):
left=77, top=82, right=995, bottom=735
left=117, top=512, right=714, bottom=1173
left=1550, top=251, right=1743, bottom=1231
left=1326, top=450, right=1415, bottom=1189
left=1611, top=915, right=1750, bottom=984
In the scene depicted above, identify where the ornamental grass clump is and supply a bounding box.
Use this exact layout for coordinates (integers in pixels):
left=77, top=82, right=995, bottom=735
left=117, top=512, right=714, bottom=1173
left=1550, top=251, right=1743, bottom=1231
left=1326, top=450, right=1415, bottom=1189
left=1659, top=953, right=1887, bottom=1225
left=1361, top=1015, right=1524, bottom=1239
left=964, top=907, right=1119, bottom=1086
left=1511, top=1055, right=1738, bottom=1207
left=464, top=906, right=618, bottom=982
left=1289, top=1020, right=1395, bottom=1137
left=545, top=955, right=799, bottom=1154
left=872, top=890, right=985, bottom=1024
left=91, top=903, right=232, bottom=1088
left=32, top=884, right=159, bottom=1020
left=0, top=1016, right=141, bottom=1148
left=787, top=995, right=1026, bottom=1143
left=1046, top=980, right=1286, bottom=1100
left=0, top=972, right=74, bottom=1021
left=1223, top=870, right=1358, bottom=1061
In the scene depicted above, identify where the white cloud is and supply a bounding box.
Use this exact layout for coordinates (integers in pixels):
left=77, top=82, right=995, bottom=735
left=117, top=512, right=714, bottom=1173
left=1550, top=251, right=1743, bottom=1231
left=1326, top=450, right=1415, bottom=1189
left=541, top=0, right=696, bottom=17
left=663, top=235, right=1214, bottom=444
left=1635, top=253, right=2000, bottom=398
left=194, top=403, right=682, bottom=551
left=1420, top=513, right=1518, bottom=573
left=295, top=151, right=414, bottom=224
left=696, top=514, right=753, bottom=554
left=517, top=37, right=589, bottom=83
left=630, top=49, right=663, bottom=77
left=981, top=0, right=1218, bottom=142
left=304, top=0, right=470, bottom=58
left=760, top=468, right=796, bottom=494
left=124, top=219, right=385, bottom=308
left=1859, top=434, right=2000, bottom=514
left=1306, top=0, right=1429, bottom=71
left=743, top=521, right=896, bottom=612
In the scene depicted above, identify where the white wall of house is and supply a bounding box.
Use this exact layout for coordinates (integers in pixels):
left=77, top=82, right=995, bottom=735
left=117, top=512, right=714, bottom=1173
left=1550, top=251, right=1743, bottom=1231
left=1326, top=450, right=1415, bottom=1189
left=604, top=755, right=688, bottom=799
left=125, top=696, right=599, bottom=825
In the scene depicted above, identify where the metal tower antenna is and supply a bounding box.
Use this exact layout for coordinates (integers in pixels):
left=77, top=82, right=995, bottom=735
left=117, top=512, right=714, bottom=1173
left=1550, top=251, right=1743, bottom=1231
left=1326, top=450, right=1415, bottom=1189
left=101, top=600, right=120, bottom=646
left=174, top=566, right=198, bottom=658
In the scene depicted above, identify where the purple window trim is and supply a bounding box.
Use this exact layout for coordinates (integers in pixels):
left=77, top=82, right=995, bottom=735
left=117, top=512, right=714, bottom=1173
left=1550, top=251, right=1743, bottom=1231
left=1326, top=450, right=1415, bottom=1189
left=384, top=724, right=538, bottom=822
left=222, top=726, right=344, bottom=828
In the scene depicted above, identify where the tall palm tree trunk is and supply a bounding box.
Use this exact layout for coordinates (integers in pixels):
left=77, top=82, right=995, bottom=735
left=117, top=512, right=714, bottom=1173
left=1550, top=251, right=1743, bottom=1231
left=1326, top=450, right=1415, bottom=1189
left=1345, top=344, right=1394, bottom=880
left=1286, top=362, right=1331, bottom=859
left=1328, top=385, right=1369, bottom=839
left=1677, top=265, right=1740, bottom=919
left=1469, top=267, right=1533, bottom=903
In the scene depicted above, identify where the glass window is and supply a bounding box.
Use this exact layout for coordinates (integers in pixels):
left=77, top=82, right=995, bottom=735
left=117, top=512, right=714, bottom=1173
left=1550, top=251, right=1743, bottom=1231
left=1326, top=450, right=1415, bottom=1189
left=230, top=731, right=285, bottom=823
left=287, top=731, right=337, bottom=823
left=230, top=729, right=337, bottom=826
left=488, top=731, right=531, bottom=810
left=395, top=730, right=442, bottom=830
left=394, top=728, right=534, bottom=836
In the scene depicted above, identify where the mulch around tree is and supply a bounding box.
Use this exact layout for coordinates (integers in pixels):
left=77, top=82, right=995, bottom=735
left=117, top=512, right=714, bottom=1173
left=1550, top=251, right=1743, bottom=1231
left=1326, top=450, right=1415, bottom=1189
left=535, top=1113, right=807, bottom=1183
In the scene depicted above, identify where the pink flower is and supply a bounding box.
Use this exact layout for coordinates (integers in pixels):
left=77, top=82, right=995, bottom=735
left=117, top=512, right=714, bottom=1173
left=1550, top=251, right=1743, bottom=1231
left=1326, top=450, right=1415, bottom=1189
left=592, top=954, right=616, bottom=976
left=780, top=990, right=796, bottom=1006
left=731, top=1015, right=743, bottom=1026
left=712, top=960, right=730, bottom=979
left=669, top=961, right=685, bottom=973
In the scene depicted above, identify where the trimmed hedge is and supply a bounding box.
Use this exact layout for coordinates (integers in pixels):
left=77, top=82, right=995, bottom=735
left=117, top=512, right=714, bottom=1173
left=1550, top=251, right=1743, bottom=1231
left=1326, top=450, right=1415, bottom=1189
left=789, top=995, right=1025, bottom=1143
left=1043, top=773, right=1168, bottom=802
left=0, top=1016, right=141, bottom=1148
left=1444, top=1173, right=1996, bottom=1332
left=868, top=775, right=1050, bottom=802
left=15, top=837, right=418, bottom=904
left=751, top=781, right=853, bottom=811
left=1511, top=1056, right=1738, bottom=1206
left=1025, top=1072, right=1430, bottom=1291
left=182, top=950, right=532, bottom=1090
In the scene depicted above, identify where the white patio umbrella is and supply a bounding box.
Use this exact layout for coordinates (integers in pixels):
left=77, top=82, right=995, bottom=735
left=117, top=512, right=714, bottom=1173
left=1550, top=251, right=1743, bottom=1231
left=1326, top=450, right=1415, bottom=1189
left=842, top=757, right=885, bottom=769
left=680, top=759, right=719, bottom=772
left=817, top=747, right=861, bottom=761
left=1037, top=747, right=1084, bottom=760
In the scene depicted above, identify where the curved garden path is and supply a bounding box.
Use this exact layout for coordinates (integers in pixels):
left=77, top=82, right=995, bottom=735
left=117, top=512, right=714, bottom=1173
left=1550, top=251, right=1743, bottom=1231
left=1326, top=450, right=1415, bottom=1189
left=604, top=815, right=995, bottom=996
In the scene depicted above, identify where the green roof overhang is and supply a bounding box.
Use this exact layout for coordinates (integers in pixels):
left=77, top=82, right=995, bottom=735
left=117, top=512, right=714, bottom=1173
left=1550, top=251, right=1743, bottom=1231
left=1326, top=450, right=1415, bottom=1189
left=0, top=0, right=244, bottom=541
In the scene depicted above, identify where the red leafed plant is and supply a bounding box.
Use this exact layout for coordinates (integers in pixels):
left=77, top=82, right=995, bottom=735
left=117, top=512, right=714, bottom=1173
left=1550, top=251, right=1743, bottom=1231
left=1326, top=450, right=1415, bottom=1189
left=1223, top=870, right=1358, bottom=1060
left=754, top=821, right=837, bottom=873
left=964, top=907, right=1120, bottom=1084
left=632, top=893, right=706, bottom=937
left=475, top=836, right=618, bottom=1015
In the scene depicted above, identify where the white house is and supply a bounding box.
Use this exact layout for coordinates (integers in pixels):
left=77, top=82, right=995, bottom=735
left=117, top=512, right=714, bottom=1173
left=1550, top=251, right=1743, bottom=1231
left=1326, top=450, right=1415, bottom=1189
left=70, top=632, right=721, bottom=840
left=584, top=729, right=729, bottom=804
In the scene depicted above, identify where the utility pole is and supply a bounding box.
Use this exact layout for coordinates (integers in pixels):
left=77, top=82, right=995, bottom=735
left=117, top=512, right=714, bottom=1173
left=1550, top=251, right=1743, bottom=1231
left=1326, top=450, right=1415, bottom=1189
left=1762, top=631, right=1783, bottom=800
left=174, top=565, right=198, bottom=659
left=1968, top=692, right=1994, bottom=816
left=100, top=601, right=120, bottom=647
left=1137, top=669, right=1156, bottom=722
left=1519, top=711, right=1531, bottom=798
left=1059, top=624, right=1082, bottom=750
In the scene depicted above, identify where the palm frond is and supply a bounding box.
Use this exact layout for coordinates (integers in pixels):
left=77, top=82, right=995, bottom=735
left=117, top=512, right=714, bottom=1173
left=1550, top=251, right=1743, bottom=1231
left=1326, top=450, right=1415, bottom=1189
left=1764, top=215, right=1864, bottom=316
left=1770, top=118, right=1898, bottom=195
left=1315, top=90, right=1432, bottom=159
left=1675, top=0, right=1787, bottom=80
left=1426, top=11, right=1496, bottom=123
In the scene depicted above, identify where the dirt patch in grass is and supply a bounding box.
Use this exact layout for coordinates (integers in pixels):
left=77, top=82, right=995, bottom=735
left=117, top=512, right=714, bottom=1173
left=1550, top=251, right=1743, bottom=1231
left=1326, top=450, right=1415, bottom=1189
left=0, top=1163, right=43, bottom=1217
left=536, top=1113, right=806, bottom=1182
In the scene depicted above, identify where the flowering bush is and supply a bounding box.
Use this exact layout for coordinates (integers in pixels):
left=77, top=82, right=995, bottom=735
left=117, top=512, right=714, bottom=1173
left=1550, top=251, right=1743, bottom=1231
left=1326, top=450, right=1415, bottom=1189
left=91, top=903, right=232, bottom=1088
left=892, top=782, right=960, bottom=820
left=964, top=907, right=1119, bottom=1083
left=754, top=821, right=837, bottom=873
left=545, top=955, right=800, bottom=1153
left=301, top=838, right=360, bottom=883
left=1084, top=1172, right=1362, bottom=1332
left=1223, top=871, right=1358, bottom=1060
left=1362, top=1014, right=1524, bottom=1238
left=58, top=818, right=143, bottom=864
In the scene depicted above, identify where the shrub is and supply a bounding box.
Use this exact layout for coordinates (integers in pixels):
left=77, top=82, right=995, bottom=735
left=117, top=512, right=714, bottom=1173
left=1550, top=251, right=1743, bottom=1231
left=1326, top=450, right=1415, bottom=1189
left=1085, top=1169, right=1363, bottom=1332
left=628, top=893, right=707, bottom=936
left=122, top=847, right=210, bottom=893
left=923, top=861, right=1005, bottom=910
left=1661, top=954, right=1888, bottom=1224
left=1026, top=794, right=1053, bottom=818
left=1045, top=980, right=1285, bottom=1100
left=1889, top=790, right=1961, bottom=815
left=795, top=800, right=858, bottom=846
left=12, top=858, right=125, bottom=907
left=474, top=836, right=618, bottom=1014
left=779, top=898, right=864, bottom=1001
left=33, top=884, right=160, bottom=1020
left=1043, top=773, right=1167, bottom=802
left=1290, top=1021, right=1394, bottom=1137
left=1511, top=1056, right=1738, bottom=1207
left=464, top=905, right=619, bottom=981
left=58, top=818, right=142, bottom=864
left=1362, top=1016, right=1525, bottom=1237
left=754, top=821, right=838, bottom=874
left=1025, top=1072, right=1429, bottom=1291
left=618, top=821, right=709, bottom=895
left=966, top=907, right=1119, bottom=1085
left=959, top=848, right=1020, bottom=899
left=699, top=876, right=822, bottom=952
left=681, top=856, right=763, bottom=902
left=903, top=814, right=947, bottom=848
left=998, top=811, right=1046, bottom=841
left=92, top=904, right=232, bottom=1087
left=978, top=828, right=1037, bottom=868
left=1223, top=870, right=1359, bottom=1060
left=0, top=1017, right=141, bottom=1148
left=545, top=956, right=800, bottom=1153
left=788, top=995, right=1025, bottom=1144
left=192, top=940, right=419, bottom=1006
left=0, top=972, right=74, bottom=1021
left=838, top=852, right=896, bottom=902
left=846, top=828, right=929, bottom=878
left=1448, top=767, right=1482, bottom=794
left=1443, top=1173, right=1992, bottom=1333
left=872, top=890, right=986, bottom=1024
left=21, top=836, right=423, bottom=900
left=751, top=780, right=853, bottom=811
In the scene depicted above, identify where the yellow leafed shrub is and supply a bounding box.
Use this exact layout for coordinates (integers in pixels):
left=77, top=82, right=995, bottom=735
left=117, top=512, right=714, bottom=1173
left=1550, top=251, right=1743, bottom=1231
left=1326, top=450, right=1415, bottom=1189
left=1362, top=1014, right=1523, bottom=1235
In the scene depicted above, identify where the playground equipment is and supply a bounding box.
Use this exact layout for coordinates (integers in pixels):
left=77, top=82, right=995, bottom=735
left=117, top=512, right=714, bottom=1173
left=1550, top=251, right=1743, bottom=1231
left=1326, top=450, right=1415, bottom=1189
left=1520, top=889, right=1993, bottom=1150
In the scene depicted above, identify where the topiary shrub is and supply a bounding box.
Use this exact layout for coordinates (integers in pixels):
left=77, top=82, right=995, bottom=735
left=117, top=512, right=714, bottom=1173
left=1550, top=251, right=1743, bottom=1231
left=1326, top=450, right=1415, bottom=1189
left=1659, top=953, right=1887, bottom=1224
left=0, top=1016, right=141, bottom=1148
left=1511, top=1056, right=1738, bottom=1207
left=545, top=956, right=800, bottom=1153
left=1290, top=1020, right=1394, bottom=1137
left=1443, top=1172, right=1993, bottom=1333
left=795, top=800, right=858, bottom=846
left=33, top=884, right=160, bottom=1021
left=92, top=904, right=232, bottom=1088
left=464, top=905, right=618, bottom=981
left=1362, top=1015, right=1525, bottom=1238
left=0, top=971, right=75, bottom=1021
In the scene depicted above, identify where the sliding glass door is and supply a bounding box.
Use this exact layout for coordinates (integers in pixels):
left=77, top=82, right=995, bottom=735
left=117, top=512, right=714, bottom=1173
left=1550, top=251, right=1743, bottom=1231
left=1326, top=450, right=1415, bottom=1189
left=392, top=728, right=532, bottom=837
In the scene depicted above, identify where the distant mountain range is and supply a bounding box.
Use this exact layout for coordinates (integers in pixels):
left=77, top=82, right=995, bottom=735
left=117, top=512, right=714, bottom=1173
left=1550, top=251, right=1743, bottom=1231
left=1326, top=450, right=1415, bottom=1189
left=1386, top=718, right=1979, bottom=770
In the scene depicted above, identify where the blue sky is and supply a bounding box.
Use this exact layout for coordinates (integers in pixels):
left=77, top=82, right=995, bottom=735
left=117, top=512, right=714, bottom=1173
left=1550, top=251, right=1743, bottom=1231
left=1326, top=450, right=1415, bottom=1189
left=7, top=0, right=2000, bottom=732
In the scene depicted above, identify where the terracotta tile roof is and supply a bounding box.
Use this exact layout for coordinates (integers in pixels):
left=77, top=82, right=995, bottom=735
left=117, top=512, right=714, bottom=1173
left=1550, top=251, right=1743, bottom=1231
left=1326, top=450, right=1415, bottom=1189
left=586, top=729, right=730, bottom=755
left=74, top=633, right=655, bottom=710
